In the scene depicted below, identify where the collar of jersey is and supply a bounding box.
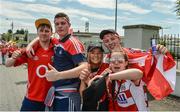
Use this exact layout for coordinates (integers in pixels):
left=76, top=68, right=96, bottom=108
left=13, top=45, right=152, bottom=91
left=59, top=34, right=71, bottom=43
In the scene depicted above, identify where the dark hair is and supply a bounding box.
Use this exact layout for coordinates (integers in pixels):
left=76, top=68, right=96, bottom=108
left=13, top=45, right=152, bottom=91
left=99, top=29, right=119, bottom=40
left=37, top=24, right=52, bottom=32
left=54, top=12, right=70, bottom=23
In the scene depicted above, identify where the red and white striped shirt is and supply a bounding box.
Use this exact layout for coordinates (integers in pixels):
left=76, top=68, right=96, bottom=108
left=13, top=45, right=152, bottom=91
left=108, top=80, right=149, bottom=111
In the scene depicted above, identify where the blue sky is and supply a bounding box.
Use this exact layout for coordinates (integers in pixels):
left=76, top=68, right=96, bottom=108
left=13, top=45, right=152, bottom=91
left=0, top=0, right=179, bottom=36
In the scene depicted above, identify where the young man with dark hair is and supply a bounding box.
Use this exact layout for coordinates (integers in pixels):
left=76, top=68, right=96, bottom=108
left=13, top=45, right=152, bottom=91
left=46, top=12, right=88, bottom=111
left=26, top=12, right=88, bottom=111
left=5, top=18, right=53, bottom=111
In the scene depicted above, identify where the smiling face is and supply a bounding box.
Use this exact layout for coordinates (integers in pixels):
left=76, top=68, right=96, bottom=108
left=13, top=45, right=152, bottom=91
left=109, top=52, right=128, bottom=73
left=102, top=33, right=121, bottom=51
left=88, top=47, right=103, bottom=66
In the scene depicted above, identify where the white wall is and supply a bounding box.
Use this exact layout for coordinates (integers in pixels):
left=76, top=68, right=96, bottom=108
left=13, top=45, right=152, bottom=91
left=124, top=28, right=143, bottom=49
left=142, top=29, right=159, bottom=50
left=123, top=25, right=160, bottom=50
left=172, top=71, right=180, bottom=97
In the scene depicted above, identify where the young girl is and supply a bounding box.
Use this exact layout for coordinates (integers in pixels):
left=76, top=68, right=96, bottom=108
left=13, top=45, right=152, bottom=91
left=80, top=50, right=149, bottom=111
left=79, top=43, right=109, bottom=111
left=107, top=51, right=149, bottom=111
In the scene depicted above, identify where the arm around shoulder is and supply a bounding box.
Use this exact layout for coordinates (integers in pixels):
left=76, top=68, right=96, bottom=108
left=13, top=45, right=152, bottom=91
left=26, top=37, right=39, bottom=58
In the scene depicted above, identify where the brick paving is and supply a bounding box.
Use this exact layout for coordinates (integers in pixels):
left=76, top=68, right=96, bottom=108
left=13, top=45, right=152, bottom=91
left=0, top=65, right=180, bottom=111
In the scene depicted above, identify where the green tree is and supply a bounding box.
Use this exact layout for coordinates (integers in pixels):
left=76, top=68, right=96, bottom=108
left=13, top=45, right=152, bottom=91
left=1, top=32, right=11, bottom=41
left=23, top=30, right=28, bottom=42
left=8, top=29, right=12, bottom=34
left=19, top=29, right=25, bottom=34
left=15, top=29, right=20, bottom=34
left=1, top=33, right=6, bottom=41
left=15, top=36, right=19, bottom=41
left=175, top=0, right=180, bottom=18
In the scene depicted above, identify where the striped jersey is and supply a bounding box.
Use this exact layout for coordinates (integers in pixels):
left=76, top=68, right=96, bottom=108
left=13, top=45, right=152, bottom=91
left=51, top=34, right=86, bottom=88
left=108, top=80, right=149, bottom=111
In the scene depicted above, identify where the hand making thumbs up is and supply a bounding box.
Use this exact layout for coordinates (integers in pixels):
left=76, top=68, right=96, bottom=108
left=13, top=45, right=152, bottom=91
left=45, top=63, right=59, bottom=81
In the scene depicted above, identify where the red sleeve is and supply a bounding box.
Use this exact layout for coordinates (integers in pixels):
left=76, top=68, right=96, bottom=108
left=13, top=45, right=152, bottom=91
left=51, top=38, right=59, bottom=45
left=67, top=37, right=85, bottom=55
left=14, top=53, right=27, bottom=66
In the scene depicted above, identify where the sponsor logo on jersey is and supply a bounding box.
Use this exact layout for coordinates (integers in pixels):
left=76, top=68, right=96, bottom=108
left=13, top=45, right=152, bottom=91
left=41, top=54, right=48, bottom=57
left=33, top=56, right=39, bottom=60
left=117, top=93, right=128, bottom=104
left=36, top=64, right=48, bottom=78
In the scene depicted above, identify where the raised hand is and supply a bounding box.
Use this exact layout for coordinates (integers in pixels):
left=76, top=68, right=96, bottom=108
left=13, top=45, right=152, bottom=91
left=45, top=63, right=59, bottom=81
left=79, top=68, right=91, bottom=85
left=156, top=44, right=168, bottom=54
left=11, top=50, right=22, bottom=59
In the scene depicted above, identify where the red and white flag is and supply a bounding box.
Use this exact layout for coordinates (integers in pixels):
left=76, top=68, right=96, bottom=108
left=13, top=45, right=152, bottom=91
left=128, top=50, right=176, bottom=100
left=144, top=52, right=176, bottom=100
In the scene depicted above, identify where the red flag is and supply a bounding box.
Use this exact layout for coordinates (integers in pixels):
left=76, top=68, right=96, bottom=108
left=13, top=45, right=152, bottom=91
left=128, top=50, right=176, bottom=100
left=144, top=52, right=176, bottom=100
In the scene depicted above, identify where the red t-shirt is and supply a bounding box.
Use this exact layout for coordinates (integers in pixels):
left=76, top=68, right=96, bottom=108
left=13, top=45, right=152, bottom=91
left=14, top=42, right=54, bottom=102
left=1, top=48, right=7, bottom=55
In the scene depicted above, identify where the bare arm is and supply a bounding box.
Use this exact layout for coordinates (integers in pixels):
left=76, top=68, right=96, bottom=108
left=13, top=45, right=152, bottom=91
left=5, top=50, right=22, bottom=67
left=46, top=62, right=88, bottom=81
left=109, top=68, right=143, bottom=81
left=5, top=58, right=16, bottom=67
left=79, top=81, right=87, bottom=98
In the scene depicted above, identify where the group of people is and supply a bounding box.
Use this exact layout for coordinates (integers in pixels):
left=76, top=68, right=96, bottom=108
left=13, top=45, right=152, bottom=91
left=0, top=41, right=18, bottom=65
left=5, top=12, right=174, bottom=111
